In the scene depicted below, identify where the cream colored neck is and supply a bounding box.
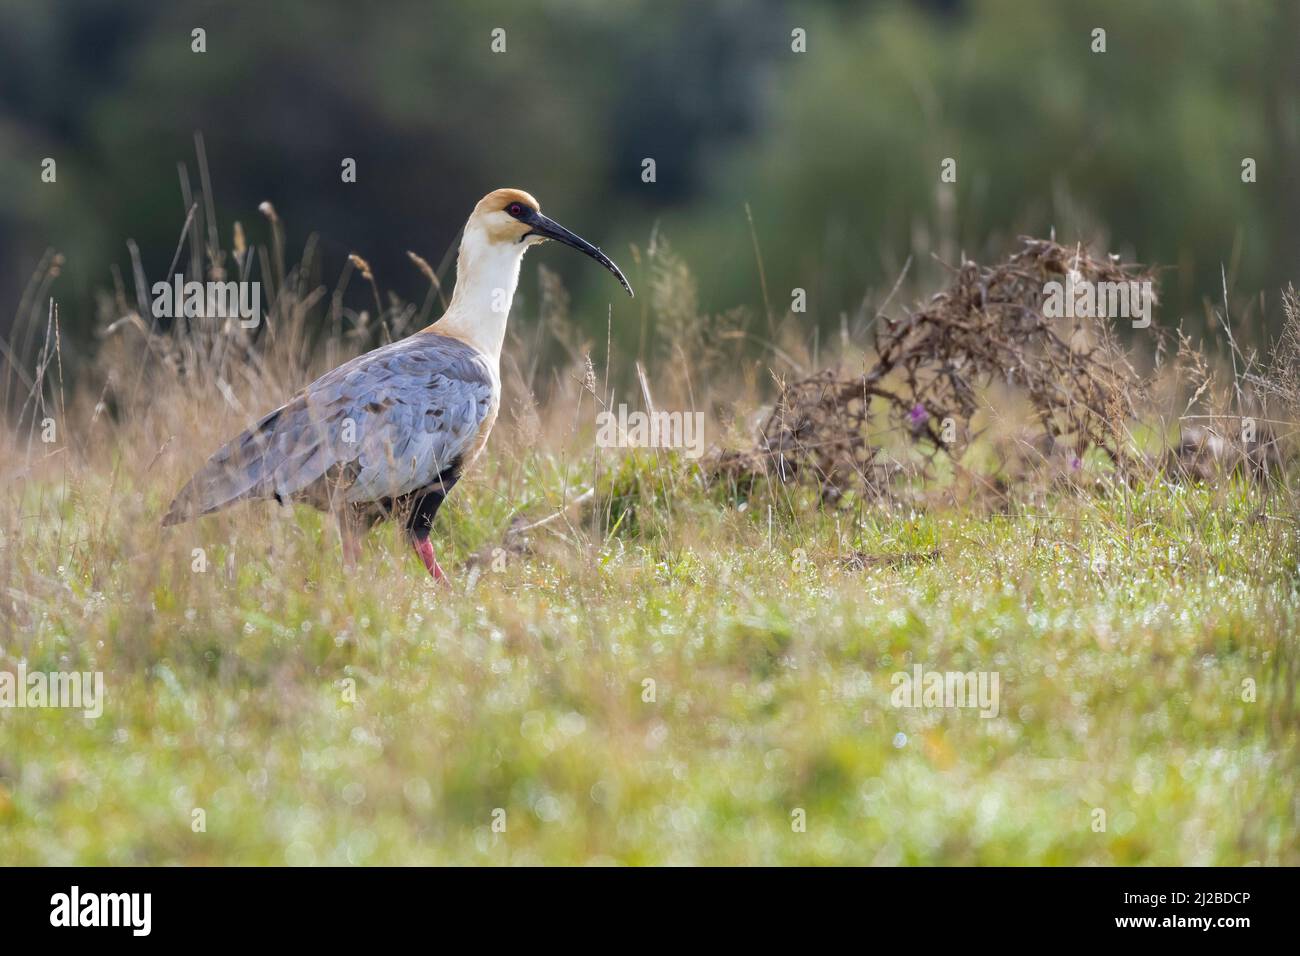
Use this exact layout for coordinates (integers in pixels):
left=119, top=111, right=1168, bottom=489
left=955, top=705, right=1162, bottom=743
left=428, top=225, right=528, bottom=361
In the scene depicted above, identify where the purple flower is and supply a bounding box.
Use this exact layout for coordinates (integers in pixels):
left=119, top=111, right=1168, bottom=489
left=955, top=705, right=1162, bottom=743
left=1070, top=456, right=1083, bottom=471
left=908, top=404, right=929, bottom=429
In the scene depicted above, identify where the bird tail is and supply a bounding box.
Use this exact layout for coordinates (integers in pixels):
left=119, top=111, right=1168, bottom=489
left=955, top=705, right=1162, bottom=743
left=160, top=501, right=194, bottom=527
left=161, top=405, right=290, bottom=527
left=161, top=452, right=263, bottom=526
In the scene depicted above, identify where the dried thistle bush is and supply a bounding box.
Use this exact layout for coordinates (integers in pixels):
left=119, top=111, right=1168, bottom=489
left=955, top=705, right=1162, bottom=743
left=711, top=237, right=1153, bottom=501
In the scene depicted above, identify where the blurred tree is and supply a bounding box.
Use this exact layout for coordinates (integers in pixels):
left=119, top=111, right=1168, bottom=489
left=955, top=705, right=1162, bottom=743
left=0, top=0, right=1295, bottom=358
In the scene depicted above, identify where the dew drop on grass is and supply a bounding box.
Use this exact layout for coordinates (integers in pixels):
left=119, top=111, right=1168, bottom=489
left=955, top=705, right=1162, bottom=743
left=534, top=795, right=563, bottom=822
left=284, top=841, right=316, bottom=866
left=403, top=778, right=432, bottom=809
left=346, top=828, right=377, bottom=864
left=559, top=712, right=587, bottom=737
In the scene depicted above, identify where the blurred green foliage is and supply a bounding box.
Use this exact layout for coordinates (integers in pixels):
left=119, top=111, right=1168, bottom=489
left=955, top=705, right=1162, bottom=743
left=1, top=0, right=1296, bottom=353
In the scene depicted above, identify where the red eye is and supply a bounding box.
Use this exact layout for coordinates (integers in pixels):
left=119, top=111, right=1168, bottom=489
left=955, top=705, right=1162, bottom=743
left=507, top=203, right=523, bottom=217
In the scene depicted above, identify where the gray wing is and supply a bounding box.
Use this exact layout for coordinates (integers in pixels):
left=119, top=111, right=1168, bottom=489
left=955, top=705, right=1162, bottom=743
left=163, top=334, right=496, bottom=524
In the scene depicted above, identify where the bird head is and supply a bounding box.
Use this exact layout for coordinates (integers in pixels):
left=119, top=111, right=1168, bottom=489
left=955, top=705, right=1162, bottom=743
left=468, top=188, right=633, bottom=297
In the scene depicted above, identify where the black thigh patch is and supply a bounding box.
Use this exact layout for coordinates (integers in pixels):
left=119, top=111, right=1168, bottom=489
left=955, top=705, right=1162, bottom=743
left=404, top=462, right=462, bottom=540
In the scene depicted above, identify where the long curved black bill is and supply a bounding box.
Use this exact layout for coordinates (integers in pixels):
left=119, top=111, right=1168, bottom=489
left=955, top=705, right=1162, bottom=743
left=524, top=212, right=634, bottom=297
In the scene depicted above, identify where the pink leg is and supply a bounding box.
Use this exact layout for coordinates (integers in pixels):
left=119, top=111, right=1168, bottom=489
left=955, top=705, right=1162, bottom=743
left=412, top=537, right=449, bottom=584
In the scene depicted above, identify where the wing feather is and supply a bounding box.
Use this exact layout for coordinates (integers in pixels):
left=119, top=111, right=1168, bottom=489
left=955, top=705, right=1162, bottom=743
left=162, top=334, right=496, bottom=525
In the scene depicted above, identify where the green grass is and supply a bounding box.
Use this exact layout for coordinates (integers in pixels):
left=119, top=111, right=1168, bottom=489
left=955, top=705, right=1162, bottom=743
left=2, top=450, right=1296, bottom=865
